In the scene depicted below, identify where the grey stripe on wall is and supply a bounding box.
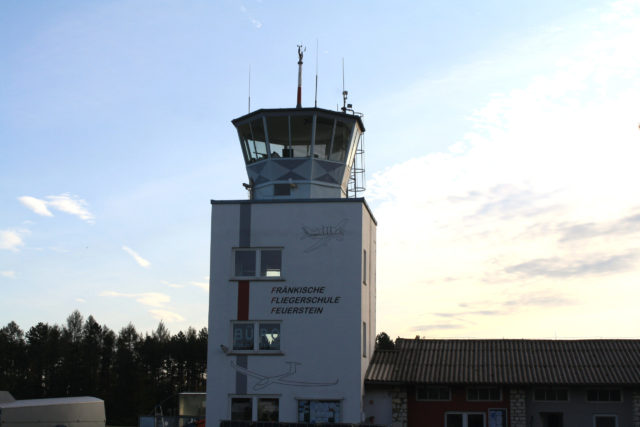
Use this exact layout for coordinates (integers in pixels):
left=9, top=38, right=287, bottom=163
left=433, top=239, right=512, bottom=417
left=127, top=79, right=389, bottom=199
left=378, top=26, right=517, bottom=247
left=235, top=355, right=248, bottom=395
left=239, top=203, right=251, bottom=247
left=236, top=203, right=251, bottom=395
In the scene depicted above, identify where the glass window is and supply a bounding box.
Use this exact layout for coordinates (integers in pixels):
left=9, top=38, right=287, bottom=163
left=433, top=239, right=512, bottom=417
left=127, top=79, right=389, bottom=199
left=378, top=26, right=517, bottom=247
left=468, top=414, right=484, bottom=427
left=467, top=387, right=500, bottom=401
left=266, top=116, right=290, bottom=158
left=446, top=413, right=485, bottom=427
left=534, top=388, right=568, bottom=401
left=362, top=322, right=367, bottom=357
left=234, top=248, right=281, bottom=279
left=260, top=250, right=282, bottom=277
left=595, top=415, right=617, bottom=427
left=314, top=116, right=334, bottom=160
left=540, top=412, right=563, bottom=427
left=587, top=389, right=621, bottom=402
left=298, top=400, right=341, bottom=423
left=257, top=398, right=279, bottom=421
left=237, top=122, right=254, bottom=163
left=446, top=414, right=463, bottom=427
left=235, top=250, right=256, bottom=277
left=488, top=409, right=506, bottom=427
left=329, top=119, right=353, bottom=162
left=250, top=118, right=268, bottom=161
left=417, top=386, right=450, bottom=401
left=258, top=323, right=280, bottom=351
left=363, top=249, right=367, bottom=284
left=232, top=323, right=254, bottom=350
left=290, top=114, right=313, bottom=157
left=237, top=120, right=269, bottom=164
left=231, top=397, right=252, bottom=421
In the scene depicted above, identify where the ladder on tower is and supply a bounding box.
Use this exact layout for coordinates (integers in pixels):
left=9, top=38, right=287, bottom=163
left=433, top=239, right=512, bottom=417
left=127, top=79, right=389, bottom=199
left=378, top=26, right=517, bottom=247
left=348, top=133, right=365, bottom=198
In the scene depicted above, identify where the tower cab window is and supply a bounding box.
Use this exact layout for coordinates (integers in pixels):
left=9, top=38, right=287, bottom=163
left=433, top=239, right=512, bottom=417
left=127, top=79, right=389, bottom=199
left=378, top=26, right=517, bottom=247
left=237, top=111, right=356, bottom=164
left=234, top=248, right=282, bottom=279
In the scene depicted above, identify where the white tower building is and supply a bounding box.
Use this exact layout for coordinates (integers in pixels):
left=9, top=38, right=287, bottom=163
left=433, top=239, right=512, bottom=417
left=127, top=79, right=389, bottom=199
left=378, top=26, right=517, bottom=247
left=206, top=56, right=376, bottom=425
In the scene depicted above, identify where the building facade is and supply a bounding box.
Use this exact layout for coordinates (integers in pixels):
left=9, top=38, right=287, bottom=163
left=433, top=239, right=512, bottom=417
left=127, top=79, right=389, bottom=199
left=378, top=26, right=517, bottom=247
left=365, top=339, right=640, bottom=427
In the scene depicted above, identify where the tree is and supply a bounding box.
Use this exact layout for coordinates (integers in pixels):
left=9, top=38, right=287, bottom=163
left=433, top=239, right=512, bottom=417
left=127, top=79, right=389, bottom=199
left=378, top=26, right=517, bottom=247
left=0, top=321, right=27, bottom=395
left=375, top=332, right=395, bottom=350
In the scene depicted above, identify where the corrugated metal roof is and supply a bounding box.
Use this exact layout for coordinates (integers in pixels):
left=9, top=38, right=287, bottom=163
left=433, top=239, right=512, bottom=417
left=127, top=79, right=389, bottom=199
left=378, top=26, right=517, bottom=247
left=365, top=339, right=640, bottom=386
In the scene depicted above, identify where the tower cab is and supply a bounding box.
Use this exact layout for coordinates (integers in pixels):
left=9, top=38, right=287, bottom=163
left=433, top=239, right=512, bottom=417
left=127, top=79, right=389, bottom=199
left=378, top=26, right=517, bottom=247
left=233, top=107, right=365, bottom=200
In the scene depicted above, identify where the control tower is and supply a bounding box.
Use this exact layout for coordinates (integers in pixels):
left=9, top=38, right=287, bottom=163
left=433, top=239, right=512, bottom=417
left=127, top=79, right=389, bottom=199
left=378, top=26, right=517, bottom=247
left=206, top=48, right=376, bottom=424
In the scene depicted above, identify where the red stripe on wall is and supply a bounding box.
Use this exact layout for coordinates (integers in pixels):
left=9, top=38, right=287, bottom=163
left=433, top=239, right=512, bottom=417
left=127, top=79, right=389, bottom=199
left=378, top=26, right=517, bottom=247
left=237, top=281, right=250, bottom=320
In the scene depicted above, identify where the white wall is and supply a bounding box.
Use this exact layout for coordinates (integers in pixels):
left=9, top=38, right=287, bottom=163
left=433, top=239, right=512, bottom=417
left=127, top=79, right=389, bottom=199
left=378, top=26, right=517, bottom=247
left=206, top=199, right=376, bottom=425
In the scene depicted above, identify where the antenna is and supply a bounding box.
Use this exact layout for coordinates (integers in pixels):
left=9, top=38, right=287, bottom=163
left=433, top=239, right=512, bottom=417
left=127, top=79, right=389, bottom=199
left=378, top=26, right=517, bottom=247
left=314, top=39, right=319, bottom=108
left=341, top=58, right=348, bottom=113
left=296, top=44, right=306, bottom=108
left=248, top=65, right=251, bottom=113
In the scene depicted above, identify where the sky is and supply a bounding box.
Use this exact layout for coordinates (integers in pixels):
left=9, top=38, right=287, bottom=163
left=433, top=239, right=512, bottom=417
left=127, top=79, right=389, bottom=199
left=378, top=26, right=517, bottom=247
left=1, top=0, right=640, bottom=339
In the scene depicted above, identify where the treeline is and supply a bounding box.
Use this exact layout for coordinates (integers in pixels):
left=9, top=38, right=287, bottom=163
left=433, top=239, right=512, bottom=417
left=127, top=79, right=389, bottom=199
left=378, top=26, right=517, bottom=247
left=0, top=311, right=207, bottom=426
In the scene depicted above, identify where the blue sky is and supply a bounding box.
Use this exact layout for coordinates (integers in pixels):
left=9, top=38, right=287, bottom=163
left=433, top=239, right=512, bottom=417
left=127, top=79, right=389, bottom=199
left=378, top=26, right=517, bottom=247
left=2, top=0, right=639, bottom=338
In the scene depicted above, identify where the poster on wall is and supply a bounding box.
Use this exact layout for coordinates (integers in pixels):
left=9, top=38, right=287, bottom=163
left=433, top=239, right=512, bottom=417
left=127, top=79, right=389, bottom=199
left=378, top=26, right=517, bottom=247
left=489, top=409, right=506, bottom=427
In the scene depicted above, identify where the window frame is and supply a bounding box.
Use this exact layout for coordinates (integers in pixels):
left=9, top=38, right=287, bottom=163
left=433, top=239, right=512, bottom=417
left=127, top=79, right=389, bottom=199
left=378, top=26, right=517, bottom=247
left=466, top=387, right=502, bottom=401
left=586, top=389, right=622, bottom=402
left=232, top=247, right=284, bottom=280
left=363, top=249, right=367, bottom=285
left=230, top=320, right=282, bottom=354
left=297, top=399, right=342, bottom=423
left=416, top=386, right=452, bottom=401
left=593, top=414, right=618, bottom=427
left=534, top=388, right=569, bottom=402
left=229, top=395, right=280, bottom=422
left=445, top=411, right=486, bottom=427
left=488, top=408, right=507, bottom=427
left=362, top=321, right=367, bottom=358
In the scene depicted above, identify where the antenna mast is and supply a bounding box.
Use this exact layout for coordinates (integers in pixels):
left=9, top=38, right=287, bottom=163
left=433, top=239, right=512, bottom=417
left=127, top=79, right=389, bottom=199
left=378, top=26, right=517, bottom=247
left=341, top=58, right=348, bottom=113
left=314, top=39, right=319, bottom=108
left=296, top=44, right=305, bottom=108
left=248, top=65, right=251, bottom=113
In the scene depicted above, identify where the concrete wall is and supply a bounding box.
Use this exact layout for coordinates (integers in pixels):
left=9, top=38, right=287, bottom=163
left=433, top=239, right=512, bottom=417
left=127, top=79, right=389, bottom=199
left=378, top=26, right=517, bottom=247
left=363, top=388, right=393, bottom=426
left=206, top=199, right=376, bottom=425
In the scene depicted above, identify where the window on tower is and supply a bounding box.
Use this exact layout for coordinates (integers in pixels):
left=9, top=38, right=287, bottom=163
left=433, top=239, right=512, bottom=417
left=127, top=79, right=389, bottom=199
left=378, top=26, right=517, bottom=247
left=233, top=248, right=282, bottom=279
left=238, top=120, right=269, bottom=163
left=290, top=114, right=313, bottom=157
left=297, top=400, right=341, bottom=423
left=232, top=321, right=281, bottom=353
left=314, top=116, right=334, bottom=160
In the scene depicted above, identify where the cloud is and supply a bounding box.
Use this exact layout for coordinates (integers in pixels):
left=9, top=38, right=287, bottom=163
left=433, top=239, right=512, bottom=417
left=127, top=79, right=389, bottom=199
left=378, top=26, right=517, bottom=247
left=190, top=280, right=209, bottom=291
left=18, top=196, right=53, bottom=216
left=239, top=4, right=262, bottom=29
left=100, top=291, right=169, bottom=307
left=1, top=271, right=16, bottom=279
left=18, top=193, right=94, bottom=223
left=162, top=280, right=184, bottom=288
left=122, top=246, right=151, bottom=268
left=501, top=291, right=574, bottom=308
left=559, top=210, right=640, bottom=242
left=46, top=194, right=94, bottom=223
left=505, top=253, right=637, bottom=278
left=0, top=229, right=24, bottom=251
left=75, top=298, right=86, bottom=303
left=434, top=310, right=502, bottom=318
left=149, top=309, right=185, bottom=323
left=411, top=323, right=464, bottom=332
